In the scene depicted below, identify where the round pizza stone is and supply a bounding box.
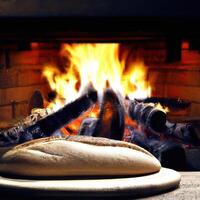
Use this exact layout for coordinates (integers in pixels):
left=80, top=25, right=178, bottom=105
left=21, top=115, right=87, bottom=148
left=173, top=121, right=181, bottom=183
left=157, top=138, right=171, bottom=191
left=0, top=168, right=181, bottom=198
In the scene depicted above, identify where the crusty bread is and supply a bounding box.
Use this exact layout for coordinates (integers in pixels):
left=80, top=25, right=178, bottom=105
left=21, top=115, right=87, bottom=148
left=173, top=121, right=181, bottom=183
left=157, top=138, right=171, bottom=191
left=0, top=136, right=161, bottom=177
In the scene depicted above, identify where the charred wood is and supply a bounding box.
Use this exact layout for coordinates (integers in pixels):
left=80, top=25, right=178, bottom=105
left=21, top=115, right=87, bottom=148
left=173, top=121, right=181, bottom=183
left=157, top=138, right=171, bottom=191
left=164, top=121, right=199, bottom=145
left=185, top=148, right=200, bottom=170
left=78, top=118, right=98, bottom=136
left=128, top=100, right=167, bottom=132
left=0, top=90, right=97, bottom=147
left=51, top=130, right=64, bottom=137
left=167, top=116, right=200, bottom=123
left=0, top=108, right=51, bottom=147
left=38, top=90, right=97, bottom=135
left=93, top=89, right=125, bottom=140
left=126, top=125, right=186, bottom=170
left=136, top=97, right=191, bottom=111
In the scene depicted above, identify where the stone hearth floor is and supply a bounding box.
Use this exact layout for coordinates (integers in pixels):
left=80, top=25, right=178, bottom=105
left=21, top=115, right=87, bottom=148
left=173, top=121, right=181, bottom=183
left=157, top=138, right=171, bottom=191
left=142, top=172, right=200, bottom=200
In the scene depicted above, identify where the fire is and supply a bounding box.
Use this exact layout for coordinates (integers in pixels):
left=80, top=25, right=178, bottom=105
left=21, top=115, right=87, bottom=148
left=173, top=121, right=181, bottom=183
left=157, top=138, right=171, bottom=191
left=154, top=103, right=169, bottom=113
left=122, top=60, right=151, bottom=99
left=43, top=65, right=78, bottom=110
left=43, top=43, right=151, bottom=110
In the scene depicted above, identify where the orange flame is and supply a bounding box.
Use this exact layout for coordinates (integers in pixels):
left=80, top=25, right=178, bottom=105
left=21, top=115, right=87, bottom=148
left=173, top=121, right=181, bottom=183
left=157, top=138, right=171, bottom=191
left=122, top=59, right=151, bottom=99
left=43, top=43, right=151, bottom=110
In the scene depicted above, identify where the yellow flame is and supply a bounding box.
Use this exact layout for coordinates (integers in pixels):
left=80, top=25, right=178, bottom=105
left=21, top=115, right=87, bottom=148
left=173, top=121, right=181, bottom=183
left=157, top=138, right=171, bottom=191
left=154, top=103, right=169, bottom=113
left=122, top=60, right=151, bottom=99
left=43, top=43, right=151, bottom=110
left=43, top=65, right=78, bottom=109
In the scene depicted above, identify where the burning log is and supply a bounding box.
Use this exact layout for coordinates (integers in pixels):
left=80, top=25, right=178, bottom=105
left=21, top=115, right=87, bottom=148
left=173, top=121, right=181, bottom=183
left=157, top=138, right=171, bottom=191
left=78, top=117, right=98, bottom=136
left=0, top=90, right=97, bottom=147
left=93, top=89, right=125, bottom=140
left=128, top=100, right=167, bottom=132
left=126, top=125, right=186, bottom=170
left=0, top=108, right=51, bottom=147
left=136, top=97, right=191, bottom=111
left=128, top=99, right=199, bottom=145
left=86, top=89, right=125, bottom=140
left=164, top=121, right=199, bottom=145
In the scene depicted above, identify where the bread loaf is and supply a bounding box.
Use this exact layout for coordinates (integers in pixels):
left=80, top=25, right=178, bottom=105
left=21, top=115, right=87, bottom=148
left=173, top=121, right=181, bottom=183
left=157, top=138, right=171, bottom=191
left=0, top=136, right=161, bottom=177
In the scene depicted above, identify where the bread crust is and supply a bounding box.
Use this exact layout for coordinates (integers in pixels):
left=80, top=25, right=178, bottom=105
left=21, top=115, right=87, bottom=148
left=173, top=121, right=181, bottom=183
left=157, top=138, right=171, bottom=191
left=0, top=136, right=161, bottom=177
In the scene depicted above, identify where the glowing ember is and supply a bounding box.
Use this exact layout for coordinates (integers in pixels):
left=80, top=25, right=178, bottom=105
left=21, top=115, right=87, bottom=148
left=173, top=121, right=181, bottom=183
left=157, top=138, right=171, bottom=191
left=43, top=43, right=151, bottom=110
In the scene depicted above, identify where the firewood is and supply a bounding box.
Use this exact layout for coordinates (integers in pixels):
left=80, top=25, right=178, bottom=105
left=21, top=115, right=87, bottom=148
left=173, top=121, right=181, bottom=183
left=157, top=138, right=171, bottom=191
left=0, top=108, right=51, bottom=147
left=0, top=90, right=97, bottom=147
left=93, top=89, right=125, bottom=140
left=137, top=97, right=191, bottom=111
left=78, top=117, right=98, bottom=136
left=167, top=116, right=200, bottom=123
left=164, top=121, right=200, bottom=145
left=126, top=125, right=186, bottom=170
left=128, top=100, right=167, bottom=132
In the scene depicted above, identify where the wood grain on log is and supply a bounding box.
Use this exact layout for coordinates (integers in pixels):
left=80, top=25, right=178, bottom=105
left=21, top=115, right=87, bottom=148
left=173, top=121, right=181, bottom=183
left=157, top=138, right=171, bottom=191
left=0, top=90, right=97, bottom=147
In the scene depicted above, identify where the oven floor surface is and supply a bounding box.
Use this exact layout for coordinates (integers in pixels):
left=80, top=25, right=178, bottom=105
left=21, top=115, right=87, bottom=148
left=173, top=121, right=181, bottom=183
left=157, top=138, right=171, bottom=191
left=142, top=172, right=200, bottom=199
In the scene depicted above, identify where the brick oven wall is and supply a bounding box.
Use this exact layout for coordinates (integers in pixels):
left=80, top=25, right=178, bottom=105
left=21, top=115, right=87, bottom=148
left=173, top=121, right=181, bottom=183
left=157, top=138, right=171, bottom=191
left=0, top=47, right=58, bottom=121
left=148, top=46, right=200, bottom=117
left=123, top=41, right=200, bottom=118
left=0, top=41, right=200, bottom=121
